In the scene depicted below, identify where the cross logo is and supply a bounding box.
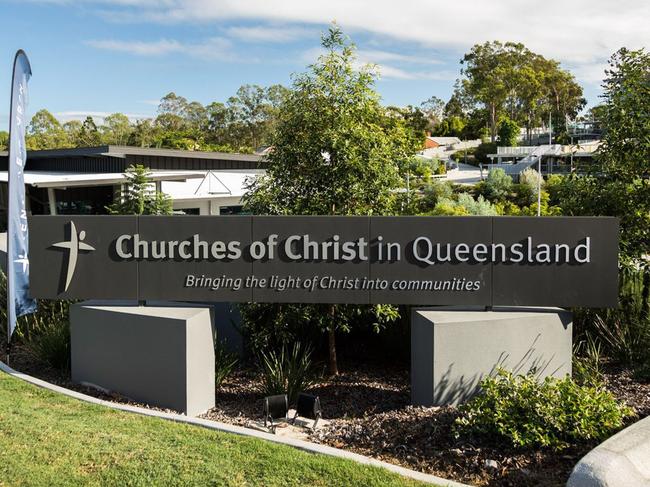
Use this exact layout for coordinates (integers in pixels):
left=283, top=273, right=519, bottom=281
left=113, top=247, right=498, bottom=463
left=14, top=252, right=29, bottom=273
left=51, top=221, right=95, bottom=292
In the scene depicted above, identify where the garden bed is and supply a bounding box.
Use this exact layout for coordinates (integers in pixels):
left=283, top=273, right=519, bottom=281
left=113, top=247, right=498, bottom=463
left=4, top=347, right=649, bottom=487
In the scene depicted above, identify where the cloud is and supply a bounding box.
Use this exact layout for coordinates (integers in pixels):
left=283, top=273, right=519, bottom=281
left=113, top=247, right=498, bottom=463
left=357, top=50, right=442, bottom=66
left=78, top=0, right=648, bottom=85
left=225, top=25, right=313, bottom=43
left=86, top=38, right=182, bottom=56
left=54, top=111, right=152, bottom=124
left=301, top=47, right=455, bottom=81
left=138, top=99, right=162, bottom=106
left=568, top=62, right=609, bottom=85
left=376, top=65, right=457, bottom=81
left=28, top=0, right=649, bottom=89
left=85, top=36, right=234, bottom=59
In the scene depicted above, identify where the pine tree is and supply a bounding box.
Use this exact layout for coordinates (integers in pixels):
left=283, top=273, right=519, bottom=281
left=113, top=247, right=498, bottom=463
left=107, top=165, right=172, bottom=215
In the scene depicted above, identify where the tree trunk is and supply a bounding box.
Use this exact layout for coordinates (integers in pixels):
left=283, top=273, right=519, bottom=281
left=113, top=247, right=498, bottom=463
left=327, top=305, right=339, bottom=376
left=327, top=198, right=339, bottom=376
left=490, top=103, right=497, bottom=143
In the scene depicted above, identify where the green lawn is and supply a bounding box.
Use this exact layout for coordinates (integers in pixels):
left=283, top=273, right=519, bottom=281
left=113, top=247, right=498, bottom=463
left=0, top=372, right=428, bottom=487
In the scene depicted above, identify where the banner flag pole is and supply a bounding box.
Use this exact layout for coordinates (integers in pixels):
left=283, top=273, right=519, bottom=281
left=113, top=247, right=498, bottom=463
left=6, top=50, right=37, bottom=347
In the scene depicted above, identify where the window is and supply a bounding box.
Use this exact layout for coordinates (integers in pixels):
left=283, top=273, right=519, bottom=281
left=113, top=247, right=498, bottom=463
left=219, top=205, right=244, bottom=215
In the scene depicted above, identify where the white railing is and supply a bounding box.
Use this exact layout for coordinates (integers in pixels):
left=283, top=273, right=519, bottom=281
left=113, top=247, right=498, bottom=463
left=485, top=145, right=562, bottom=176
left=496, top=146, right=537, bottom=156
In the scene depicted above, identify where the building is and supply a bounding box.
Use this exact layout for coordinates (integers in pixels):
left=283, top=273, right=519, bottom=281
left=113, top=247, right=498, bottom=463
left=484, top=141, right=601, bottom=179
left=424, top=136, right=461, bottom=149
left=0, top=146, right=265, bottom=227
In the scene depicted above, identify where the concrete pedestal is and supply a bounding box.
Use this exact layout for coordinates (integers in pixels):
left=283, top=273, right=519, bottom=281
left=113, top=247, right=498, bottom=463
left=411, top=306, right=572, bottom=407
left=71, top=301, right=215, bottom=416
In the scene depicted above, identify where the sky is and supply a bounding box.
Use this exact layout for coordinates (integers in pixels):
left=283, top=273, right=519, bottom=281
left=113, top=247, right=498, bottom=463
left=0, top=0, right=648, bottom=131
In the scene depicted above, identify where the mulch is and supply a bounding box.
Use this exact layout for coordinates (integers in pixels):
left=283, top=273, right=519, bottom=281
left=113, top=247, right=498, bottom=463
left=203, top=359, right=650, bottom=487
left=4, top=346, right=649, bottom=487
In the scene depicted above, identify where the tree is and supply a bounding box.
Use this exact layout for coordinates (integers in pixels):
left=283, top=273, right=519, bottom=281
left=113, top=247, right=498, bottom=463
left=26, top=109, right=69, bottom=149
left=62, top=120, right=82, bottom=145
left=76, top=116, right=101, bottom=147
left=101, top=113, right=132, bottom=145
left=385, top=105, right=428, bottom=150
left=106, top=165, right=172, bottom=215
left=498, top=117, right=520, bottom=147
left=596, top=48, right=650, bottom=260
left=460, top=42, right=516, bottom=142
left=546, top=49, right=649, bottom=261
left=128, top=119, right=156, bottom=148
left=0, top=131, right=8, bottom=150
left=434, top=115, right=466, bottom=138
left=458, top=41, right=585, bottom=143
left=244, top=25, right=415, bottom=374
left=225, top=84, right=289, bottom=150
left=420, top=96, right=445, bottom=130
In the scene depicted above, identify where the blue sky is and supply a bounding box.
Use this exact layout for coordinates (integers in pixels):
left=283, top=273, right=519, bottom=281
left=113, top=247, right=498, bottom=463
left=1, top=0, right=648, bottom=131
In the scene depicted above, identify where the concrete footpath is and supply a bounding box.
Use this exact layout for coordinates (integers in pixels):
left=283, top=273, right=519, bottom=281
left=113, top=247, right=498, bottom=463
left=0, top=360, right=468, bottom=487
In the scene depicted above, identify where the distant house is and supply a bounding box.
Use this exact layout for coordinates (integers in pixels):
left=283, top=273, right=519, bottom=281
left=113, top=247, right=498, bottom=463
left=424, top=136, right=461, bottom=149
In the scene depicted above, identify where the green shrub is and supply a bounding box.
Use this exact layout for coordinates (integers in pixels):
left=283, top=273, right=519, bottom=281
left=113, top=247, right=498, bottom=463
left=578, top=266, right=650, bottom=374
left=214, top=333, right=238, bottom=390
left=455, top=369, right=633, bottom=450
left=473, top=142, right=497, bottom=164
left=573, top=336, right=603, bottom=387
left=482, top=168, right=513, bottom=202
left=450, top=147, right=476, bottom=164
left=431, top=193, right=498, bottom=216
left=259, top=342, right=319, bottom=404
left=0, top=271, right=71, bottom=371
left=18, top=301, right=71, bottom=372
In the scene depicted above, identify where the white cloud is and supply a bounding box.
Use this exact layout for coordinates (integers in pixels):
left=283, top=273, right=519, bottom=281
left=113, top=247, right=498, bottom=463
left=82, top=0, right=648, bottom=85
left=302, top=47, right=454, bottom=81
left=226, top=25, right=313, bottom=43
left=568, top=62, right=609, bottom=85
left=85, top=36, right=234, bottom=59
left=357, top=50, right=442, bottom=66
left=30, top=0, right=649, bottom=88
left=86, top=38, right=182, bottom=56
left=376, top=65, right=456, bottom=81
left=54, top=111, right=152, bottom=124
left=138, top=99, right=162, bottom=106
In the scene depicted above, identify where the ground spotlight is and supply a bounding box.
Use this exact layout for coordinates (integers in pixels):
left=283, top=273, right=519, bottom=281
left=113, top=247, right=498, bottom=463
left=263, top=394, right=288, bottom=430
left=292, top=393, right=322, bottom=429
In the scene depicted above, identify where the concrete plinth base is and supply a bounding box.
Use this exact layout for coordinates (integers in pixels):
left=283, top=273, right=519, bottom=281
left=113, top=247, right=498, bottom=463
left=411, top=306, right=572, bottom=407
left=71, top=301, right=215, bottom=416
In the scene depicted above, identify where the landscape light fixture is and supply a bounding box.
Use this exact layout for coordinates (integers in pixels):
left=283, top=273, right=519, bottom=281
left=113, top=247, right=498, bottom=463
left=292, top=393, right=322, bottom=429
left=263, top=394, right=288, bottom=431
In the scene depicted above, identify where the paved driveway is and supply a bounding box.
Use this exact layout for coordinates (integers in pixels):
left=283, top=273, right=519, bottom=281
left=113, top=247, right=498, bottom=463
left=445, top=163, right=484, bottom=185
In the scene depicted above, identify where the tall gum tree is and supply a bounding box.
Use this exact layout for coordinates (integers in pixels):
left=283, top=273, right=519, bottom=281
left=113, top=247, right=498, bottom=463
left=459, top=41, right=585, bottom=143
left=244, top=26, right=417, bottom=374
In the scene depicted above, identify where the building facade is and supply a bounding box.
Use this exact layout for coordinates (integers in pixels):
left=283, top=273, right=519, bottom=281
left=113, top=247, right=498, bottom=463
left=0, top=146, right=265, bottom=228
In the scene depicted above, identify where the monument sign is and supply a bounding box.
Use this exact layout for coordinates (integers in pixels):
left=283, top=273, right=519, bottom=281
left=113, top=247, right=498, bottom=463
left=29, top=215, right=618, bottom=307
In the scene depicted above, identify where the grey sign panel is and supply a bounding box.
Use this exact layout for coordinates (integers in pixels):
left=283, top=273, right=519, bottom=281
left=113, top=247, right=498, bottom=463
left=491, top=217, right=619, bottom=307
left=28, top=215, right=619, bottom=307
left=251, top=216, right=370, bottom=303
left=136, top=216, right=253, bottom=302
left=369, top=217, right=492, bottom=305
left=29, top=215, right=138, bottom=300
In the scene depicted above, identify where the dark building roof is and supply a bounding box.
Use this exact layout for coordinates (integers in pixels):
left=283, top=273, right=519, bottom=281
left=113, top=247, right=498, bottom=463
left=0, top=145, right=265, bottom=173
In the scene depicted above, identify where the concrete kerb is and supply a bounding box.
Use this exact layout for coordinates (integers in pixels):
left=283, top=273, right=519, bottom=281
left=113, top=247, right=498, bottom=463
left=0, top=360, right=468, bottom=487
